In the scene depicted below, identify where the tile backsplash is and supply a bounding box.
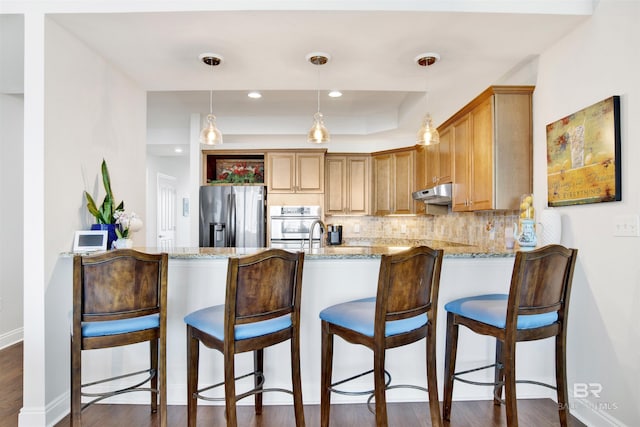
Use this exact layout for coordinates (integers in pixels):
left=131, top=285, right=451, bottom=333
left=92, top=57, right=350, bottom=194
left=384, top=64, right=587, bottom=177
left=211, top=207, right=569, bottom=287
left=326, top=210, right=519, bottom=251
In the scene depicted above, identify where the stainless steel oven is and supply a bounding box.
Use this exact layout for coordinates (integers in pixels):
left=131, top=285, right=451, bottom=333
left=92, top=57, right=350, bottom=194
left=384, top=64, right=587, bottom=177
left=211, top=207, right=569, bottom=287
left=269, top=205, right=321, bottom=249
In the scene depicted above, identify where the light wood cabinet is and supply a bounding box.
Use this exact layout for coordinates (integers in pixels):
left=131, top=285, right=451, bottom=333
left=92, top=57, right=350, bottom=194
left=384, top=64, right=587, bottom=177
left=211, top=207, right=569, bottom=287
left=325, top=154, right=370, bottom=215
left=266, top=150, right=325, bottom=193
left=447, top=86, right=534, bottom=212
left=372, top=148, right=416, bottom=215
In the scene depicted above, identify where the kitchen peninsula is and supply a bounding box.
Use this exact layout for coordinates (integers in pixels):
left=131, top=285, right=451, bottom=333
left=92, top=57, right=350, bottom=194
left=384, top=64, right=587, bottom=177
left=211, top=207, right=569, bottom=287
left=52, top=244, right=557, bottom=411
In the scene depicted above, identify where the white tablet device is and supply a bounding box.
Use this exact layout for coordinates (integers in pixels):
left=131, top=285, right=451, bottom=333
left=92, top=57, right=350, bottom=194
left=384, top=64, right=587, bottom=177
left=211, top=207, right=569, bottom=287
left=73, top=230, right=108, bottom=252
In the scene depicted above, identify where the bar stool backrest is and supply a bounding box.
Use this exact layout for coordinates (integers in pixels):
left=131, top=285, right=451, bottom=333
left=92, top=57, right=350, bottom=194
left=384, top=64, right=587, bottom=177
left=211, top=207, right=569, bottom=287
left=376, top=246, right=443, bottom=325
left=74, top=249, right=167, bottom=324
left=226, top=249, right=304, bottom=326
left=507, top=244, right=578, bottom=322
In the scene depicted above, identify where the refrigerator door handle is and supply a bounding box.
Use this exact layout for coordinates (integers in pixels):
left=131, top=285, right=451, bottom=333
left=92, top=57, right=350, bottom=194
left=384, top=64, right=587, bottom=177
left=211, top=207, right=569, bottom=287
left=229, top=193, right=237, bottom=247
left=224, top=193, right=231, bottom=246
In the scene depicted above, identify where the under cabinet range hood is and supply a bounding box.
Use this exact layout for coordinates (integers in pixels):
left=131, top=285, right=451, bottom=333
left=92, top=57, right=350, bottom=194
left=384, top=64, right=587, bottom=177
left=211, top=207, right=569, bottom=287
left=412, top=183, right=452, bottom=205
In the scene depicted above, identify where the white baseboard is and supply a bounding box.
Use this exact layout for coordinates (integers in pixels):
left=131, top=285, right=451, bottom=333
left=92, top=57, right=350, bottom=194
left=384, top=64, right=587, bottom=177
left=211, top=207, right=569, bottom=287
left=571, top=398, right=628, bottom=427
left=0, top=327, right=23, bottom=349
left=46, top=391, right=70, bottom=427
left=19, top=391, right=69, bottom=427
left=18, top=406, right=47, bottom=427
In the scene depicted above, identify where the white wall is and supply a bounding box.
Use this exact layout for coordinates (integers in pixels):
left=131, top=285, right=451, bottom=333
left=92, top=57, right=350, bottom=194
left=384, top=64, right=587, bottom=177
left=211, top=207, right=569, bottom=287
left=0, top=93, right=24, bottom=347
left=45, top=20, right=147, bottom=265
left=20, top=17, right=147, bottom=424
left=534, top=1, right=640, bottom=425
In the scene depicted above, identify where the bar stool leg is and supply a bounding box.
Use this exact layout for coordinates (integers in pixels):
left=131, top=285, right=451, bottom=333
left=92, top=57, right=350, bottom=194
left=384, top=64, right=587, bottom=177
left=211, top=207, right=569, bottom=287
left=373, top=347, right=388, bottom=426
left=150, top=338, right=158, bottom=413
left=71, top=338, right=82, bottom=427
left=291, top=329, right=305, bottom=427
left=503, top=341, right=518, bottom=427
left=494, top=339, right=505, bottom=405
left=224, top=350, right=238, bottom=427
left=320, top=321, right=333, bottom=427
left=556, top=334, right=569, bottom=427
left=186, top=327, right=199, bottom=427
left=443, top=312, right=458, bottom=421
left=254, top=349, right=263, bottom=414
left=426, top=321, right=443, bottom=427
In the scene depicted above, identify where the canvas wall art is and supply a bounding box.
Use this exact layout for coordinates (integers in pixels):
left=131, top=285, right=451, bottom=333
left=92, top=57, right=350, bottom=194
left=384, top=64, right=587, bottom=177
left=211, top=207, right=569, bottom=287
left=546, top=96, right=621, bottom=206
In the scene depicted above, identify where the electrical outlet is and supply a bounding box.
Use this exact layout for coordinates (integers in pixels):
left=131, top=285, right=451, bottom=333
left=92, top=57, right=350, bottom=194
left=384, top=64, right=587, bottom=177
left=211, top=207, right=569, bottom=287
left=613, top=214, right=640, bottom=237
left=400, top=224, right=407, bottom=234
left=353, top=223, right=360, bottom=233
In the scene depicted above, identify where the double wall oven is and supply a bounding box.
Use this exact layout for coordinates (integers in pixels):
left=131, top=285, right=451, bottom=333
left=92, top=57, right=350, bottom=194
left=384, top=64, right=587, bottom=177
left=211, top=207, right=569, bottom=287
left=269, top=205, right=322, bottom=249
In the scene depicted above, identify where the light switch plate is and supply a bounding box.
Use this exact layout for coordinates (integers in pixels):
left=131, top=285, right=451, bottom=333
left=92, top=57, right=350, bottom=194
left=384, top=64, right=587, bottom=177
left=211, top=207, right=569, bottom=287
left=613, top=214, right=639, bottom=237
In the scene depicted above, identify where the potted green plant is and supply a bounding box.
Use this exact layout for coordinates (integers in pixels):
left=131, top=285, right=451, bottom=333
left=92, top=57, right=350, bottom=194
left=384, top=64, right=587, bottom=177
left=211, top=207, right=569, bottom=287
left=85, top=159, right=124, bottom=248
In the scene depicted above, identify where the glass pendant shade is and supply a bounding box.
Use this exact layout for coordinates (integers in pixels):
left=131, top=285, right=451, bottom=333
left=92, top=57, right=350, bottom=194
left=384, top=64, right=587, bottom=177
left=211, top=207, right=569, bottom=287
left=200, top=113, right=223, bottom=145
left=307, top=112, right=330, bottom=144
left=416, top=113, right=440, bottom=145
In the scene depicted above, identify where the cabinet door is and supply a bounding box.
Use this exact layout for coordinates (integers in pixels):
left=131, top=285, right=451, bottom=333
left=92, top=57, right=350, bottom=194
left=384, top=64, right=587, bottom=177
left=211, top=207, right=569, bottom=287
left=373, top=154, right=393, bottom=215
left=393, top=150, right=415, bottom=214
left=470, top=97, right=494, bottom=210
left=415, top=146, right=427, bottom=215
left=415, top=145, right=427, bottom=190
left=452, top=114, right=471, bottom=212
left=267, top=152, right=296, bottom=193
left=438, top=126, right=452, bottom=184
left=347, top=156, right=370, bottom=215
left=325, top=156, right=347, bottom=214
left=296, top=152, right=324, bottom=193
left=426, top=143, right=439, bottom=187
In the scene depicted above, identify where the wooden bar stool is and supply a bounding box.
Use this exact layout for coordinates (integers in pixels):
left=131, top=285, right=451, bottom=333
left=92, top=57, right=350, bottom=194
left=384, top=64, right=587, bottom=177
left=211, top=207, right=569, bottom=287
left=184, top=249, right=305, bottom=427
left=71, top=249, right=168, bottom=427
left=319, top=246, right=444, bottom=427
left=443, top=244, right=578, bottom=427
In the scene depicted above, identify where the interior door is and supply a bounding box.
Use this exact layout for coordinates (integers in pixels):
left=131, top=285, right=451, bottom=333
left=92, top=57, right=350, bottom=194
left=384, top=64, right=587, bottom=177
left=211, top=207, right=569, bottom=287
left=157, top=173, right=176, bottom=250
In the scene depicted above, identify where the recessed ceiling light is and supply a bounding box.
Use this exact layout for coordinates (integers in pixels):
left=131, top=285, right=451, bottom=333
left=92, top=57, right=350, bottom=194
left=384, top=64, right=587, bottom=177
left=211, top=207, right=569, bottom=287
left=248, top=91, right=262, bottom=99
left=328, top=91, right=342, bottom=98
left=174, top=147, right=183, bottom=153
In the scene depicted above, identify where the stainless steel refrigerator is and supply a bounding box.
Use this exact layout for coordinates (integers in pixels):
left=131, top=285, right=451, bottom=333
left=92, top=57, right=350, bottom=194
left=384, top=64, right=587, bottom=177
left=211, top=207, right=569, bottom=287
left=199, top=185, right=266, bottom=248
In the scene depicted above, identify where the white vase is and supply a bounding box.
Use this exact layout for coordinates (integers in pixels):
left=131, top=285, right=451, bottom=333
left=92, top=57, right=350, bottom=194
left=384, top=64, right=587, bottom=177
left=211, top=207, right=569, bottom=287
left=113, top=238, right=133, bottom=249
left=538, top=208, right=562, bottom=246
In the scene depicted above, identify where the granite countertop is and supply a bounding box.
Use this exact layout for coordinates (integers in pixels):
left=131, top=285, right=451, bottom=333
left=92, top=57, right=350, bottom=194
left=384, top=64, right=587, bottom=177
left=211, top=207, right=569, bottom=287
left=163, top=243, right=516, bottom=260
left=64, top=237, right=516, bottom=259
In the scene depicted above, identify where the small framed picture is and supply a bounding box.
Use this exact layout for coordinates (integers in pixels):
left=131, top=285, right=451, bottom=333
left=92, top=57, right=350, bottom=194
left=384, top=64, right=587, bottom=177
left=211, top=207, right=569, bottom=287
left=73, top=230, right=108, bottom=252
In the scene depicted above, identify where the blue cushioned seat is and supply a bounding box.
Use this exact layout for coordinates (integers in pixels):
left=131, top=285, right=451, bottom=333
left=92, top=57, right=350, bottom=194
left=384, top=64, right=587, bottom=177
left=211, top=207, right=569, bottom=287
left=81, top=313, right=160, bottom=338
left=184, top=305, right=292, bottom=341
left=444, top=294, right=558, bottom=330
left=319, top=296, right=428, bottom=337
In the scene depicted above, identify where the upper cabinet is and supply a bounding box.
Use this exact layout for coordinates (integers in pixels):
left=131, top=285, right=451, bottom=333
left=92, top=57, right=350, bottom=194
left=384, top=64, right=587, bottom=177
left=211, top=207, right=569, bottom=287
left=445, top=86, right=534, bottom=212
left=266, top=150, right=326, bottom=193
left=372, top=148, right=416, bottom=215
left=325, top=154, right=370, bottom=215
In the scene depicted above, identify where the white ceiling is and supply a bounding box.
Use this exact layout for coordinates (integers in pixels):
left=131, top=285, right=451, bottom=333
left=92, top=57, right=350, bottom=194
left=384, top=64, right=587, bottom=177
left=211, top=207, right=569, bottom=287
left=2, top=3, right=594, bottom=155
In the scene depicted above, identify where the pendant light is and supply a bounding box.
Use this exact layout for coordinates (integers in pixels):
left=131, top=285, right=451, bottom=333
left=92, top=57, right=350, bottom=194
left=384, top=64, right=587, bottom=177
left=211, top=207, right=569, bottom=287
left=199, top=53, right=224, bottom=145
left=306, top=52, right=331, bottom=144
left=415, top=53, right=440, bottom=146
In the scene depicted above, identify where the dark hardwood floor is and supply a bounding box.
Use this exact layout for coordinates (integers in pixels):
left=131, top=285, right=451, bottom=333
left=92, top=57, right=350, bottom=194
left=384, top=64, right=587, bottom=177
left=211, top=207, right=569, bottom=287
left=1, top=342, right=585, bottom=427
left=0, top=342, right=23, bottom=427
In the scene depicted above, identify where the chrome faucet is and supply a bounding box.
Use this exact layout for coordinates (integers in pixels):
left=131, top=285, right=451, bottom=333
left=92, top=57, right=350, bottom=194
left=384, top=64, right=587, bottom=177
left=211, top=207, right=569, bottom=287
left=308, top=219, right=326, bottom=250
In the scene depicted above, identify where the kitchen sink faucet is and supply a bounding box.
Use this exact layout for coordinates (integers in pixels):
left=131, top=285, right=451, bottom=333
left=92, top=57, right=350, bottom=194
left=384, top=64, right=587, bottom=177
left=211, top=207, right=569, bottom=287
left=308, top=220, right=326, bottom=250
